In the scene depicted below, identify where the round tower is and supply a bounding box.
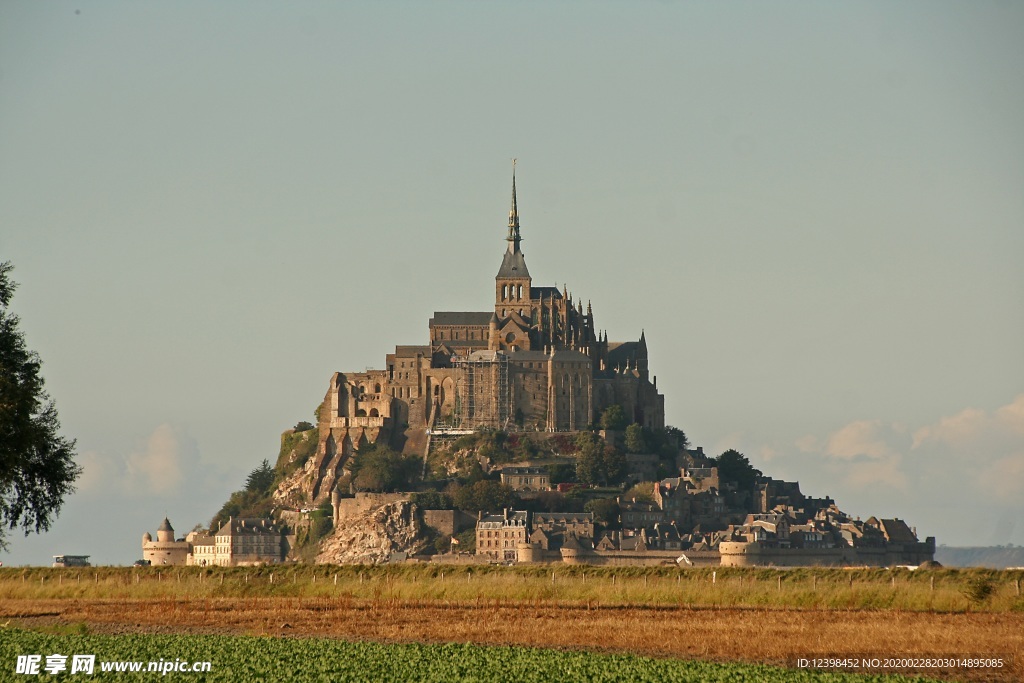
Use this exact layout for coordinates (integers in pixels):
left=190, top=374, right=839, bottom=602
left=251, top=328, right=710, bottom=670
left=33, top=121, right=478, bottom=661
left=157, top=517, right=174, bottom=543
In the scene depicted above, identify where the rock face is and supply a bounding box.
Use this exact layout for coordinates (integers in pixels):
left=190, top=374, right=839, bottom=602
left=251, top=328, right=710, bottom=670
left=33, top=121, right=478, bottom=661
left=316, top=498, right=424, bottom=565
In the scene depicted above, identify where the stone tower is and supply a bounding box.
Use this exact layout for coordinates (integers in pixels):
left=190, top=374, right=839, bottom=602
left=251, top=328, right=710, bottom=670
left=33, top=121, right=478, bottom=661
left=495, top=164, right=532, bottom=321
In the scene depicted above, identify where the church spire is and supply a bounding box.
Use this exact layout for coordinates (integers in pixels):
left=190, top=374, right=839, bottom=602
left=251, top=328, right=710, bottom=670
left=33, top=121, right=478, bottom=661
left=506, top=159, right=521, bottom=253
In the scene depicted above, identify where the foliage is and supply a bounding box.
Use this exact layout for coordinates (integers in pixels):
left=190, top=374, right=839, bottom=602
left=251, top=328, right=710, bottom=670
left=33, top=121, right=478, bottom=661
left=293, top=421, right=314, bottom=432
left=962, top=577, right=995, bottom=604
left=624, top=424, right=647, bottom=453
left=712, top=449, right=762, bottom=491
left=0, top=262, right=81, bottom=549
left=209, top=489, right=274, bottom=531
left=410, top=491, right=454, bottom=510
left=546, top=463, right=575, bottom=485
left=455, top=527, right=477, bottom=553
left=244, top=459, right=275, bottom=494
left=584, top=498, right=621, bottom=529
left=350, top=444, right=419, bottom=493
left=276, top=429, right=318, bottom=479
left=452, top=480, right=518, bottom=514
left=0, top=627, right=948, bottom=682
left=623, top=482, right=654, bottom=504
left=599, top=404, right=629, bottom=430
left=574, top=432, right=627, bottom=487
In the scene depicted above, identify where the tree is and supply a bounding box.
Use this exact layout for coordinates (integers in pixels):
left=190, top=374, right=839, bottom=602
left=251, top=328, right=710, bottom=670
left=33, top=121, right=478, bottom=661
left=350, top=444, right=417, bottom=492
left=599, top=404, right=629, bottom=431
left=624, top=423, right=647, bottom=453
left=0, top=262, right=81, bottom=549
left=244, top=459, right=275, bottom=494
left=574, top=432, right=627, bottom=487
left=713, top=449, right=762, bottom=492
left=452, top=480, right=517, bottom=513
left=584, top=498, right=621, bottom=530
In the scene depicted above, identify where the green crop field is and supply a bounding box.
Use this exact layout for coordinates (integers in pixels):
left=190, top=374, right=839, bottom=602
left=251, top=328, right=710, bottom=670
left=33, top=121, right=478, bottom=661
left=0, top=628, right=942, bottom=682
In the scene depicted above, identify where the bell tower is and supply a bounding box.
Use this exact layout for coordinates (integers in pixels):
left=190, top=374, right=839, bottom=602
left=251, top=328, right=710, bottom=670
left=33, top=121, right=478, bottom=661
left=495, top=160, right=532, bottom=318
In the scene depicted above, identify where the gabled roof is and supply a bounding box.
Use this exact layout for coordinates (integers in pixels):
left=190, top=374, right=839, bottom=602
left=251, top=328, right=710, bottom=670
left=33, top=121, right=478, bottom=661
left=879, top=518, right=918, bottom=543
left=430, top=312, right=494, bottom=327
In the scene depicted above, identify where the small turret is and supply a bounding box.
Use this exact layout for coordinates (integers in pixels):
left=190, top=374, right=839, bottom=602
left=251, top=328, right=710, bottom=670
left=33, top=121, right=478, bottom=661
left=157, top=517, right=174, bottom=543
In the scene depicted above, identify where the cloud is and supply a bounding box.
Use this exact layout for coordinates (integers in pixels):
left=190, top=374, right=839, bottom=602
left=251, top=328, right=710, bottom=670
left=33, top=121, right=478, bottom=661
left=824, top=420, right=908, bottom=460
left=76, top=424, right=199, bottom=498
left=912, top=394, right=1024, bottom=453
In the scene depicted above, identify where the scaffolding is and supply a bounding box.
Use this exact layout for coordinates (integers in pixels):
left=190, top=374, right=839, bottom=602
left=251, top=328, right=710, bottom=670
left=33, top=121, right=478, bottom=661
left=449, top=351, right=511, bottom=431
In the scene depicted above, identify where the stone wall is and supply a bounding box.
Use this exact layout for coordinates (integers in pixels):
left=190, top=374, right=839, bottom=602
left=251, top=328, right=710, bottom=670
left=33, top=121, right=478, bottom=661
left=422, top=509, right=475, bottom=538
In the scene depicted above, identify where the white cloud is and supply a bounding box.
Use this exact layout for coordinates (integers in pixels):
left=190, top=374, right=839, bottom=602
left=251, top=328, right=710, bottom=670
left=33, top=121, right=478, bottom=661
left=976, top=454, right=1024, bottom=503
left=76, top=424, right=199, bottom=498
left=824, top=420, right=908, bottom=460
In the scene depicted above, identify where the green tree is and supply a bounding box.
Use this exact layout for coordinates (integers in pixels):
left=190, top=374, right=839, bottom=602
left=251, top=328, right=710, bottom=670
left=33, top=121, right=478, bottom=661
left=0, top=262, right=81, bottom=549
left=244, top=459, right=275, bottom=494
left=574, top=432, right=627, bottom=487
left=624, top=423, right=647, bottom=453
left=584, top=498, right=621, bottom=530
left=453, top=479, right=517, bottom=513
left=713, top=449, right=762, bottom=491
left=350, top=444, right=417, bottom=492
left=410, top=491, right=454, bottom=510
left=574, top=432, right=605, bottom=486
left=602, top=446, right=628, bottom=486
left=599, top=404, right=629, bottom=430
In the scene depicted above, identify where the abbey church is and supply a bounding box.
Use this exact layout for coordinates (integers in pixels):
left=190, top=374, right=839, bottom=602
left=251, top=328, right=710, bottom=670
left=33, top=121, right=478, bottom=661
left=307, top=172, right=664, bottom=499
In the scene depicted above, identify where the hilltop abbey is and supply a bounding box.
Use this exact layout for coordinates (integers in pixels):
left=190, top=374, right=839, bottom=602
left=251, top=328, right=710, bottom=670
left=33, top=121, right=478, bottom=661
left=306, top=171, right=664, bottom=499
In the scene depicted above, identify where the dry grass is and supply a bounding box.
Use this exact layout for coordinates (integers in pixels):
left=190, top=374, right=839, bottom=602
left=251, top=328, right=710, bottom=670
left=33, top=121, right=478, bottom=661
left=2, top=565, right=1022, bottom=613
left=2, top=597, right=1021, bottom=682
left=3, top=567, right=1022, bottom=681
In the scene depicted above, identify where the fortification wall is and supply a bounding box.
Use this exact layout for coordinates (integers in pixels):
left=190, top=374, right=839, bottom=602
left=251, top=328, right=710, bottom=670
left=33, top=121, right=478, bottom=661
left=719, top=540, right=936, bottom=567
left=332, top=492, right=409, bottom=526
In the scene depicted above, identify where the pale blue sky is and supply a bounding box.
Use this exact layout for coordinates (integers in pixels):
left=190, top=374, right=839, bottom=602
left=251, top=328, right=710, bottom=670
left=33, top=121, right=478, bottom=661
left=2, top=2, right=1022, bottom=565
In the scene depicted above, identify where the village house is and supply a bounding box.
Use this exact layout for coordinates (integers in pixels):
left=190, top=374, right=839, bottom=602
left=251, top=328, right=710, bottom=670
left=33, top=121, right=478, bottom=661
left=499, top=466, right=550, bottom=492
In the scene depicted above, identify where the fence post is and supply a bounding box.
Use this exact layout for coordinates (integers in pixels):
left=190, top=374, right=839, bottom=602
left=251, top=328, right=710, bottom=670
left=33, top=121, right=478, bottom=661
left=334, top=574, right=337, bottom=586
left=712, top=571, right=716, bottom=586
left=813, top=576, right=817, bottom=591
left=270, top=573, right=274, bottom=585
left=1015, top=579, right=1020, bottom=597
left=930, top=576, right=934, bottom=592
left=778, top=576, right=782, bottom=592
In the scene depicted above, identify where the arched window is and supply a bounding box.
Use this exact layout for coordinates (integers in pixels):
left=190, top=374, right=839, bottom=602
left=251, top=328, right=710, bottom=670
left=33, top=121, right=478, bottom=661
left=355, top=409, right=367, bottom=417
left=374, top=383, right=381, bottom=393
left=502, top=284, right=508, bottom=300
left=369, top=408, right=379, bottom=417
left=518, top=284, right=523, bottom=299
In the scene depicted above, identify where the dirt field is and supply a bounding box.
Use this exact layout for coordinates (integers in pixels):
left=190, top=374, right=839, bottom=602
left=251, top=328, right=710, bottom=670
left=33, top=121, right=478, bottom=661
left=2, top=597, right=1021, bottom=682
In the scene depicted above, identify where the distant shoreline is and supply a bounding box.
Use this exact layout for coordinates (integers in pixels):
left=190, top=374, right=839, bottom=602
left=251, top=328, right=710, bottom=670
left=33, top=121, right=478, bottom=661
left=936, top=546, right=1024, bottom=568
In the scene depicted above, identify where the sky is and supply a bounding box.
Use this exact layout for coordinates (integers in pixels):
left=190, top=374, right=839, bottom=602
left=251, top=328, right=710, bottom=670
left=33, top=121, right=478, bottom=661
left=1, top=1, right=1022, bottom=565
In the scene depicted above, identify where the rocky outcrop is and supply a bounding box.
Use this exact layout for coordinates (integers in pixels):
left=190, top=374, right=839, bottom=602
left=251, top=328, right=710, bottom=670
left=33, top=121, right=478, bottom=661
left=316, top=498, right=425, bottom=564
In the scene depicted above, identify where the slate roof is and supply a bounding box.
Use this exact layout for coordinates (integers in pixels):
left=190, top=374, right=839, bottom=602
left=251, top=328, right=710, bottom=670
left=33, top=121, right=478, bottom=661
left=430, top=312, right=494, bottom=327
left=497, top=248, right=531, bottom=279
left=879, top=518, right=919, bottom=543
left=532, top=286, right=562, bottom=299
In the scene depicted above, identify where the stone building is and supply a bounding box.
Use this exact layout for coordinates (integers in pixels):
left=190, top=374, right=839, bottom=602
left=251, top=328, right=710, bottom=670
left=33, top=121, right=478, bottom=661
left=499, top=466, right=550, bottom=492
left=476, top=509, right=529, bottom=562
left=304, top=171, right=665, bottom=504
left=141, top=517, right=190, bottom=566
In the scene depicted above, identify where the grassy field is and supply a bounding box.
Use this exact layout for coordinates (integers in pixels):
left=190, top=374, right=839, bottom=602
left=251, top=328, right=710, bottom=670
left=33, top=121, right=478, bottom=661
left=2, top=565, right=1022, bottom=613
